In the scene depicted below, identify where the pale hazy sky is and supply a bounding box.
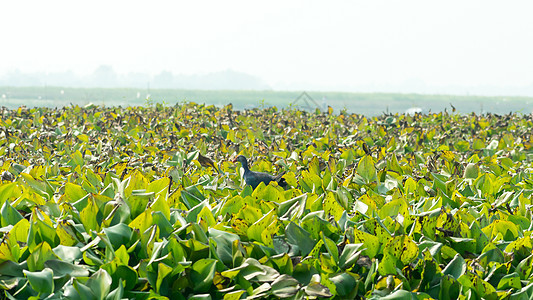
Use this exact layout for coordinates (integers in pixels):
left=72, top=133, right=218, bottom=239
left=1, top=1, right=533, bottom=93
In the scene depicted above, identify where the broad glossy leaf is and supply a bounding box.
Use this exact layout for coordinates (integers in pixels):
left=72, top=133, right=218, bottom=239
left=384, top=235, right=418, bottom=265
left=271, top=274, right=300, bottom=298
left=208, top=228, right=239, bottom=267
left=44, top=259, right=89, bottom=277
left=27, top=242, right=58, bottom=271
left=516, top=254, right=533, bottom=280
left=0, top=200, right=23, bottom=226
left=442, top=254, right=466, bottom=280
left=327, top=272, right=356, bottom=297
left=85, top=269, right=112, bottom=300
left=338, top=243, right=364, bottom=270
left=128, top=210, right=153, bottom=233
left=103, top=223, right=133, bottom=250
left=247, top=209, right=276, bottom=244
left=156, top=262, right=173, bottom=294
left=285, top=222, right=316, bottom=256
left=497, top=272, right=521, bottom=290
left=357, top=155, right=377, bottom=183
left=80, top=197, right=99, bottom=233
left=439, top=275, right=460, bottom=300
left=24, top=268, right=54, bottom=295
left=353, top=228, right=380, bottom=258
left=191, top=258, right=218, bottom=292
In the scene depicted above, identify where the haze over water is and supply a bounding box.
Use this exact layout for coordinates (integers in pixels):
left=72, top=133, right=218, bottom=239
left=1, top=1, right=533, bottom=97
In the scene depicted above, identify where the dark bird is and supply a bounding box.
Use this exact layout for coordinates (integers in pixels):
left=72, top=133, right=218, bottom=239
left=232, top=155, right=287, bottom=190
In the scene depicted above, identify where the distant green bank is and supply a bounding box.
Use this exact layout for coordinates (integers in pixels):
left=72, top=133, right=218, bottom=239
left=1, top=86, right=532, bottom=115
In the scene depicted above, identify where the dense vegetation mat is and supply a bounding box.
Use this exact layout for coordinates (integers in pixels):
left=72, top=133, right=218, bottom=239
left=1, top=103, right=533, bottom=299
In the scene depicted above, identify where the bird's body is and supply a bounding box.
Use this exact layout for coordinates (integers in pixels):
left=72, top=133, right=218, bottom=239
left=232, top=155, right=287, bottom=189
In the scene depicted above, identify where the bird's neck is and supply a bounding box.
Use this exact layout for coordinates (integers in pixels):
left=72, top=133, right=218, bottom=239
left=241, top=161, right=250, bottom=173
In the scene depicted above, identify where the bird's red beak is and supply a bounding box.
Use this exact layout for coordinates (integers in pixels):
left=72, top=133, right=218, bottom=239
left=231, top=157, right=237, bottom=163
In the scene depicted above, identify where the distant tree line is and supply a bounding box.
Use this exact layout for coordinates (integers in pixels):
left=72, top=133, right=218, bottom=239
left=0, top=65, right=271, bottom=90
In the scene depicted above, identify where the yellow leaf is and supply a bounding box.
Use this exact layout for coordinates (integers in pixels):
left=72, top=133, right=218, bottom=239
left=247, top=209, right=275, bottom=243
left=80, top=197, right=99, bottom=233
left=56, top=220, right=79, bottom=246
left=150, top=195, right=170, bottom=220
left=384, top=235, right=418, bottom=265
left=0, top=239, right=16, bottom=263
left=77, top=134, right=89, bottom=143
left=442, top=150, right=455, bottom=161
left=197, top=206, right=216, bottom=227
left=353, top=228, right=380, bottom=258
left=260, top=221, right=279, bottom=248
left=323, top=192, right=343, bottom=221
left=230, top=218, right=250, bottom=235
left=129, top=210, right=153, bottom=233
left=357, top=155, right=377, bottom=183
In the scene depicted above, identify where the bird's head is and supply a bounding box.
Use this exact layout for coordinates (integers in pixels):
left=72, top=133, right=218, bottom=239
left=232, top=155, right=248, bottom=165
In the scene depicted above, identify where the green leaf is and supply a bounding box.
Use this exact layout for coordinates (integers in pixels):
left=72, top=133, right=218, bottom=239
left=338, top=243, right=364, bottom=270
left=106, top=280, right=124, bottom=300
left=128, top=210, right=153, bottom=233
left=56, top=220, right=81, bottom=246
left=516, top=254, right=533, bottom=280
left=188, top=294, right=212, bottom=300
left=151, top=196, right=171, bottom=221
left=303, top=282, right=332, bottom=298
left=247, top=209, right=276, bottom=245
left=353, top=228, right=380, bottom=258
left=85, top=269, right=112, bottom=300
left=482, top=219, right=519, bottom=241
left=191, top=259, right=217, bottom=292
left=209, top=228, right=239, bottom=267
left=251, top=184, right=284, bottom=203
left=223, top=290, right=246, bottom=300
left=478, top=244, right=504, bottom=268
left=114, top=266, right=138, bottom=290
left=27, top=242, right=58, bottom=271
left=439, top=275, right=460, bottom=300
left=285, top=222, right=316, bottom=257
left=463, top=163, right=479, bottom=179
left=447, top=237, right=476, bottom=256
left=69, top=150, right=85, bottom=167
left=1, top=200, right=23, bottom=228
left=241, top=258, right=279, bottom=282
left=321, top=232, right=339, bottom=263
left=271, top=274, right=300, bottom=298
left=103, top=223, right=133, bottom=250
left=378, top=251, right=398, bottom=276
left=0, top=182, right=21, bottom=203
left=0, top=260, right=24, bottom=277
left=328, top=272, right=356, bottom=297
left=384, top=235, right=418, bottom=265
left=379, top=290, right=418, bottom=299
left=357, top=155, right=377, bottom=183
left=24, top=268, right=54, bottom=295
left=497, top=272, right=521, bottom=290
left=156, top=262, right=173, bottom=294
left=73, top=279, right=97, bottom=300
left=152, top=211, right=174, bottom=238
left=53, top=245, right=83, bottom=263
left=474, top=173, right=493, bottom=196
left=44, top=259, right=89, bottom=277
left=442, top=254, right=466, bottom=280
left=469, top=221, right=489, bottom=253
left=454, top=140, right=470, bottom=152
left=300, top=170, right=323, bottom=193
